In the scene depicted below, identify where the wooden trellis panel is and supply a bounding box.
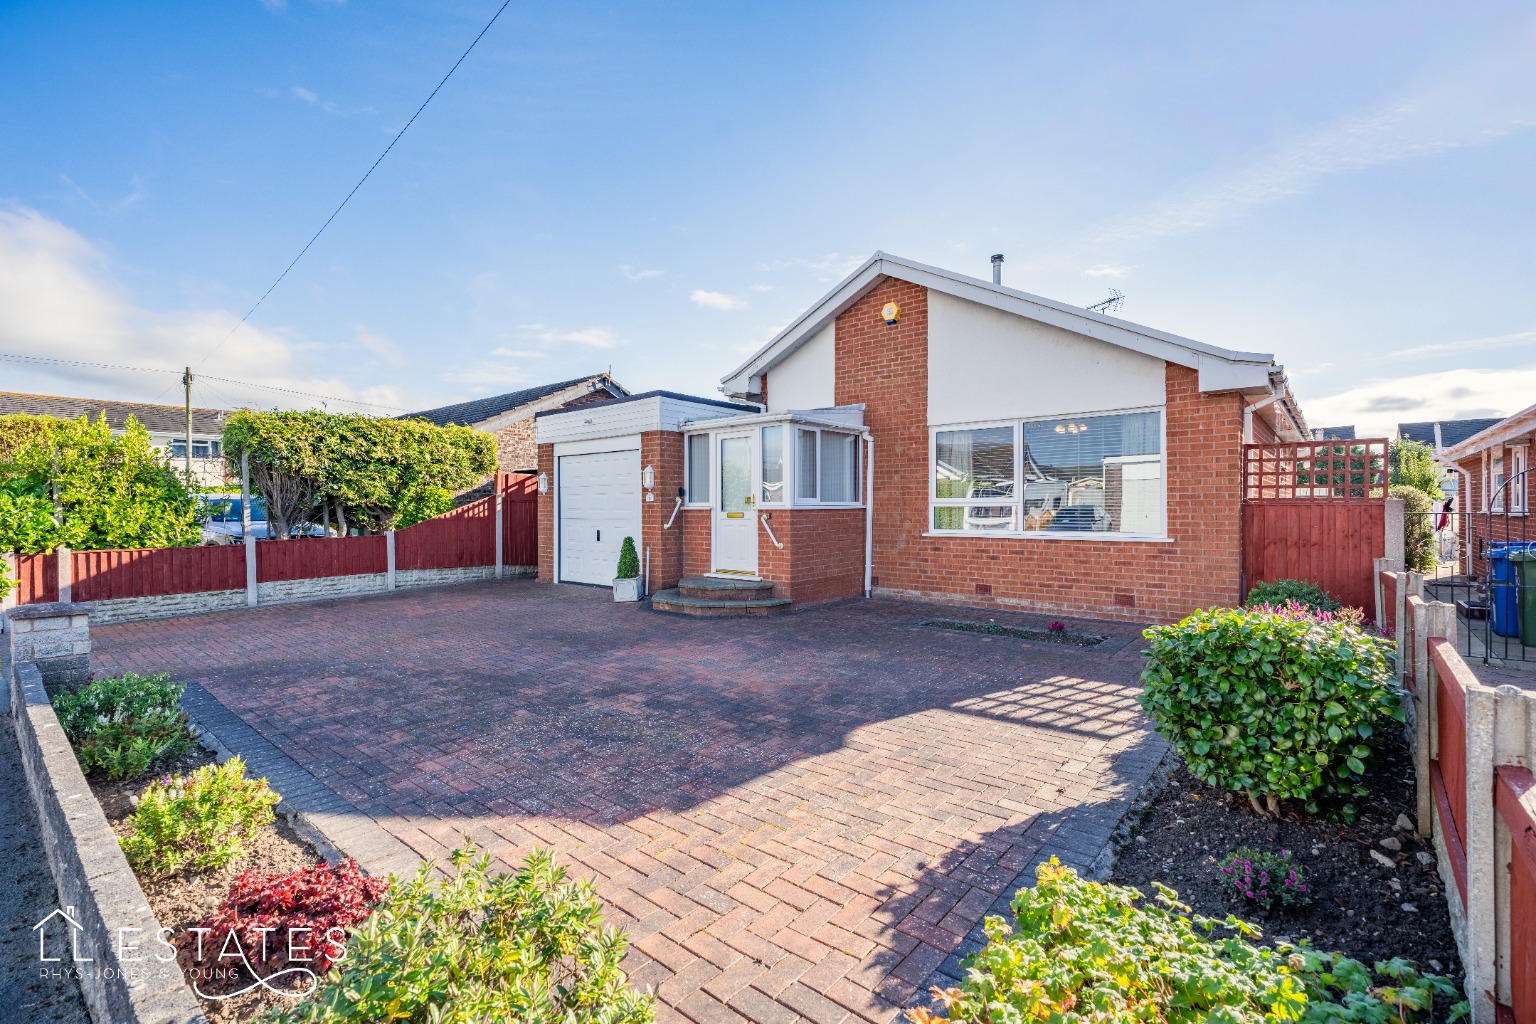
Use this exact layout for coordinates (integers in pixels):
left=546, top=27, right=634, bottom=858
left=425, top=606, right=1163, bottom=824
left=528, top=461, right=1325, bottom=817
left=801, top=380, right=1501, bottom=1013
left=1244, top=439, right=1389, bottom=501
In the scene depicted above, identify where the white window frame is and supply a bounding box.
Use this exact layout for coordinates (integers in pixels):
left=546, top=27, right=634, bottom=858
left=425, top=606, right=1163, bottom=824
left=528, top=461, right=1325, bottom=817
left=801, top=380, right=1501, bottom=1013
left=926, top=406, right=1169, bottom=541
left=790, top=427, right=862, bottom=507
left=684, top=433, right=712, bottom=508
left=759, top=424, right=788, bottom=507
left=1512, top=446, right=1528, bottom=514
left=1492, top=450, right=1506, bottom=512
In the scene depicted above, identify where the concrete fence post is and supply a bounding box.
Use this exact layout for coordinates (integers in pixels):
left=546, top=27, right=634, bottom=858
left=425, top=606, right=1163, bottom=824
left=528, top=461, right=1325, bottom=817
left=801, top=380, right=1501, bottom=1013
left=56, top=546, right=72, bottom=604
left=1, top=552, right=16, bottom=621
left=1373, top=556, right=1389, bottom=628
left=1385, top=496, right=1405, bottom=569
left=386, top=530, right=397, bottom=591
left=1464, top=681, right=1498, bottom=1024
left=494, top=487, right=505, bottom=580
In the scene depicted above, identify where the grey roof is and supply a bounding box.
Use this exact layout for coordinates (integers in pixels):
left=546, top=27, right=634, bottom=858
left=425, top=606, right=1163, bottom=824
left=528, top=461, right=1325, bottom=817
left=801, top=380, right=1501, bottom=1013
left=1398, top=418, right=1506, bottom=450
left=0, top=392, right=229, bottom=436
left=1311, top=425, right=1356, bottom=440
left=404, top=375, right=627, bottom=427
left=532, top=390, right=756, bottom=419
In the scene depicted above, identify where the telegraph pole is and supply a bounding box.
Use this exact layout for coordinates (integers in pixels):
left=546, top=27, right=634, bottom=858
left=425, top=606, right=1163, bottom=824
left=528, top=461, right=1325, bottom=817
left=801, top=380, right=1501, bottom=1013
left=182, top=366, right=193, bottom=480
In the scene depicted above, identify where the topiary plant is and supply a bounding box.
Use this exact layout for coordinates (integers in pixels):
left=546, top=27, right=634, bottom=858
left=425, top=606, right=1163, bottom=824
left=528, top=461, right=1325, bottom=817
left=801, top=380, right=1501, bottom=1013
left=1242, top=578, right=1341, bottom=613
left=1139, top=607, right=1401, bottom=819
left=616, top=536, right=639, bottom=580
left=908, top=859, right=1465, bottom=1024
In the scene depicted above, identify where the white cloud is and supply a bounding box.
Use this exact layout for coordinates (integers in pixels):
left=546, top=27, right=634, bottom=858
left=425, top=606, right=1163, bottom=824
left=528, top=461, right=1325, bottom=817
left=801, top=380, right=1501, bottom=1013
left=291, top=85, right=347, bottom=116
left=349, top=325, right=407, bottom=367
left=1082, top=264, right=1132, bottom=279
left=690, top=289, right=747, bottom=311
left=0, top=205, right=416, bottom=414
left=747, top=284, right=775, bottom=293
left=619, top=264, right=663, bottom=281
left=1300, top=366, right=1533, bottom=438
left=1391, top=329, right=1536, bottom=360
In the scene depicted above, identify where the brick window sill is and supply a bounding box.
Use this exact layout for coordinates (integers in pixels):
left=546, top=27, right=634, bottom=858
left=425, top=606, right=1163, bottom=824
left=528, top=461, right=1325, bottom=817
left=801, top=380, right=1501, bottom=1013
left=921, top=531, right=1176, bottom=543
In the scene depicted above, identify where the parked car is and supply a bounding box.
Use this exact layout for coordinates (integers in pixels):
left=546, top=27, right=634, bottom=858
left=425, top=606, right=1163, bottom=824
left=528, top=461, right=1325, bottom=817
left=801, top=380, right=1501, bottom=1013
left=197, top=494, right=325, bottom=543
left=1043, top=504, right=1113, bottom=531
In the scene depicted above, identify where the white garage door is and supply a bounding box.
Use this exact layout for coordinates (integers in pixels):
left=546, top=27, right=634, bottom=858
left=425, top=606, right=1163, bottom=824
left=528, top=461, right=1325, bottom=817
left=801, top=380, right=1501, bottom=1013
left=558, top=449, right=641, bottom=587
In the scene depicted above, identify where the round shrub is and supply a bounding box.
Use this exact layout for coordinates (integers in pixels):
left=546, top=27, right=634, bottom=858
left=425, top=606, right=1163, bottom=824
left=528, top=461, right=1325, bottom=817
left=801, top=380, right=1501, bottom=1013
left=52, top=672, right=194, bottom=780
left=1242, top=578, right=1341, bottom=613
left=1139, top=607, right=1401, bottom=817
left=1391, top=483, right=1438, bottom=574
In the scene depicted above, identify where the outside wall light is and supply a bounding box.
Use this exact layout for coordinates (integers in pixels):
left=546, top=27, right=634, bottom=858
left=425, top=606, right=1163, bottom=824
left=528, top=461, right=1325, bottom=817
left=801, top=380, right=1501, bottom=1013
left=642, top=464, right=655, bottom=490
left=537, top=472, right=549, bottom=494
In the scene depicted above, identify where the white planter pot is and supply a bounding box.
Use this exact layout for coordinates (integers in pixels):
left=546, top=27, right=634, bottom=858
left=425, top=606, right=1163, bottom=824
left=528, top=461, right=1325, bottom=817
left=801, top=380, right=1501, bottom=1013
left=612, top=577, right=642, bottom=602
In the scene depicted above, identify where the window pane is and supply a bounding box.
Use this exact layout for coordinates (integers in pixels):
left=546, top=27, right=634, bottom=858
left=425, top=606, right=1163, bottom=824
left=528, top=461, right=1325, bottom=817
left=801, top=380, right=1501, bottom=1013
left=687, top=434, right=711, bottom=504
left=820, top=433, right=859, bottom=502
left=192, top=440, right=211, bottom=457
left=934, top=427, right=1014, bottom=502
left=761, top=426, right=784, bottom=503
left=720, top=437, right=751, bottom=513
left=170, top=439, right=187, bottom=457
left=1020, top=411, right=1162, bottom=533
left=934, top=506, right=1017, bottom=531
left=797, top=429, right=818, bottom=501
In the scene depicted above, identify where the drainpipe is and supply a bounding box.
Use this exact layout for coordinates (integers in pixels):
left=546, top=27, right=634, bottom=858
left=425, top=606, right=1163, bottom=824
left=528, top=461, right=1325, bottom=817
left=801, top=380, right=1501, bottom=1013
left=863, top=430, right=874, bottom=599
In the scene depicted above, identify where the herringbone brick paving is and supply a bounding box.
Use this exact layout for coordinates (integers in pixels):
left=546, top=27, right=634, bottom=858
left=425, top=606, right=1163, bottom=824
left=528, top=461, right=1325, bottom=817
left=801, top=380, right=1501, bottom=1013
left=92, top=581, right=1163, bottom=1023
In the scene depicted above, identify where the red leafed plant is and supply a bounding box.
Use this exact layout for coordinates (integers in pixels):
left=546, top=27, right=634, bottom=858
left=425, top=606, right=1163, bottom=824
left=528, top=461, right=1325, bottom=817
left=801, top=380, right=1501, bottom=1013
left=178, top=858, right=389, bottom=978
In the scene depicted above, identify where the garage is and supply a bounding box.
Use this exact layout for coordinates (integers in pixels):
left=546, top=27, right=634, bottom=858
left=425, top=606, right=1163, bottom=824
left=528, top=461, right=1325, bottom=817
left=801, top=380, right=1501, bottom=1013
left=557, top=448, right=641, bottom=586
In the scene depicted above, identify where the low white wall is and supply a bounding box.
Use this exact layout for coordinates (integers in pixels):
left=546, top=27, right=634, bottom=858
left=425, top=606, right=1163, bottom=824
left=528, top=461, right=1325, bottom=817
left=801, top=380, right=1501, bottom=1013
left=88, top=590, right=247, bottom=626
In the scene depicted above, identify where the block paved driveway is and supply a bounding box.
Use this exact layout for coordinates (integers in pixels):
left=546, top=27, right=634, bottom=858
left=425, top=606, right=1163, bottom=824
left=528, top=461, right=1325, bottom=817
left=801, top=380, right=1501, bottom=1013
left=93, top=581, right=1163, bottom=1024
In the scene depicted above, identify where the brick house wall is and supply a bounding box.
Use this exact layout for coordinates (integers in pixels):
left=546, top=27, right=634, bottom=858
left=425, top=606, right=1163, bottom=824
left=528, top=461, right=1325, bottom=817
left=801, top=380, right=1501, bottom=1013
left=681, top=508, right=712, bottom=579
left=640, top=430, right=686, bottom=592
left=536, top=444, right=556, bottom=583
left=1453, top=431, right=1535, bottom=577
left=833, top=277, right=1245, bottom=624
left=492, top=389, right=616, bottom=475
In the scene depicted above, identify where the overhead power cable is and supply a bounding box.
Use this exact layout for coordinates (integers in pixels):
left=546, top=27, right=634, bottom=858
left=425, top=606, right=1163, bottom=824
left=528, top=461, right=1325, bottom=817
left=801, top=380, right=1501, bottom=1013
left=195, top=0, right=516, bottom=371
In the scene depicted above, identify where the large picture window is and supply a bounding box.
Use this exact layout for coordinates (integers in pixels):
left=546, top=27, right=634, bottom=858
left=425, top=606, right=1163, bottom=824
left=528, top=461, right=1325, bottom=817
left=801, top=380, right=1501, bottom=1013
left=930, top=409, right=1164, bottom=537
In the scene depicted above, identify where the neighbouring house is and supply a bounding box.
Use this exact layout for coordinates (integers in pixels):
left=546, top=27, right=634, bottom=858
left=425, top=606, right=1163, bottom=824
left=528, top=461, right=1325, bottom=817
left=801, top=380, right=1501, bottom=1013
left=533, top=252, right=1311, bottom=622
left=404, top=374, right=628, bottom=476
left=1440, top=406, right=1533, bottom=577
left=0, top=391, right=231, bottom=487
left=1398, top=416, right=1505, bottom=511
left=1311, top=425, right=1356, bottom=440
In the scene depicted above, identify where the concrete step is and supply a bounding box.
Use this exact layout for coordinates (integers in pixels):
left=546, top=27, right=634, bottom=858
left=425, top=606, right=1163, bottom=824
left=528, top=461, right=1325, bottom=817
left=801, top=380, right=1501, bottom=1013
left=650, top=588, right=791, bottom=617
left=677, top=576, right=777, bottom=602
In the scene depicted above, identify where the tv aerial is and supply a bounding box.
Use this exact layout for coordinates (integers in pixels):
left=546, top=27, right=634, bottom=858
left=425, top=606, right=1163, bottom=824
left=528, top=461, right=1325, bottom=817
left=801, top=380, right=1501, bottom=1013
left=1087, top=288, right=1124, bottom=315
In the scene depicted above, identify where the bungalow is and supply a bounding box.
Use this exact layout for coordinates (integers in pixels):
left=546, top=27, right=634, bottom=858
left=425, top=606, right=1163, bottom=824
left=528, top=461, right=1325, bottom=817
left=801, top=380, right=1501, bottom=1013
left=533, top=252, right=1310, bottom=623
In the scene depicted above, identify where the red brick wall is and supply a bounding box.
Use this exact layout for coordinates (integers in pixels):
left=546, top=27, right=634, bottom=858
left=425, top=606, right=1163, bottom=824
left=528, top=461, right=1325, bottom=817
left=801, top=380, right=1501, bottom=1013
left=640, top=430, right=686, bottom=592
left=833, top=277, right=1244, bottom=624
left=488, top=390, right=618, bottom=475
left=536, top=443, right=555, bottom=583
left=1455, top=434, right=1535, bottom=577
left=681, top=508, right=711, bottom=578
left=764, top=509, right=865, bottom=604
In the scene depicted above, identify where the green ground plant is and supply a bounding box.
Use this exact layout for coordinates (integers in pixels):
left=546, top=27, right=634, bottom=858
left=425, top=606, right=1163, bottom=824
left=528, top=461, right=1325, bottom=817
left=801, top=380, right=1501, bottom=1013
left=51, top=672, right=195, bottom=780
left=1139, top=606, right=1401, bottom=819
left=268, top=843, right=654, bottom=1024
left=120, top=757, right=279, bottom=876
left=1242, top=578, right=1341, bottom=613
left=908, top=859, right=1464, bottom=1024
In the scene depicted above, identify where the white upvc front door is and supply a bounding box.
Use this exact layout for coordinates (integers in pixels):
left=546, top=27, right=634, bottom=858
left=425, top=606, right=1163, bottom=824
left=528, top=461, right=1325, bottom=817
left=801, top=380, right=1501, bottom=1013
left=712, top=431, right=758, bottom=575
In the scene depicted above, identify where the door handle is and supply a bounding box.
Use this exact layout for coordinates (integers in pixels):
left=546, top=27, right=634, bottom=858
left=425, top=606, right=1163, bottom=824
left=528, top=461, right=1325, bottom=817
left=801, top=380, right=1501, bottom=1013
left=744, top=496, right=755, bottom=506
left=597, top=530, right=601, bottom=541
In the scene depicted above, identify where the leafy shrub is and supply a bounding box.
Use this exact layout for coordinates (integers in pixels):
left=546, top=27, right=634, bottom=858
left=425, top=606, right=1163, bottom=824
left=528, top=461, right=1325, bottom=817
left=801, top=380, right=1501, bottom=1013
left=270, top=843, right=654, bottom=1024
left=121, top=757, right=279, bottom=876
left=616, top=535, right=640, bottom=579
left=1243, top=578, right=1341, bottom=613
left=1392, top=483, right=1438, bottom=573
left=1139, top=607, right=1401, bottom=818
left=1220, top=847, right=1311, bottom=910
left=52, top=672, right=195, bottom=779
left=908, top=859, right=1464, bottom=1024
left=178, top=858, right=387, bottom=979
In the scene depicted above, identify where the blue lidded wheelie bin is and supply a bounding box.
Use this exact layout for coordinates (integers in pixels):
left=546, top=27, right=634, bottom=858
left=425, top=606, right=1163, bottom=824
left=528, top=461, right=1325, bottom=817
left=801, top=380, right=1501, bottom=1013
left=1490, top=543, right=1536, bottom=638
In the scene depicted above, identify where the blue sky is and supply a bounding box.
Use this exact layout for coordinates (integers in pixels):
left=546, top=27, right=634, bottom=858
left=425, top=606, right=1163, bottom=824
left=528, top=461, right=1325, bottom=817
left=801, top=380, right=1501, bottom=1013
left=2, top=1, right=1533, bottom=434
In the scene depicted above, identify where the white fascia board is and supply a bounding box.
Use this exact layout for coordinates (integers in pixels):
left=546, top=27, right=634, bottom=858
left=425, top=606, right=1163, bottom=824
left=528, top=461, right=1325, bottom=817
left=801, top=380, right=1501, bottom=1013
left=682, top=408, right=866, bottom=434
left=658, top=396, right=755, bottom=432
left=1441, top=402, right=1536, bottom=461
left=536, top=397, right=664, bottom=445
left=721, top=251, right=1280, bottom=394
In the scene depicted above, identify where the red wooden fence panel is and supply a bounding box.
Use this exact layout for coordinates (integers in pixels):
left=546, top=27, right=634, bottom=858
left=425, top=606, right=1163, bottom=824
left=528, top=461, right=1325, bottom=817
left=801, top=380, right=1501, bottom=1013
left=1431, top=637, right=1470, bottom=906
left=396, top=496, right=495, bottom=571
left=72, top=546, right=245, bottom=601
left=14, top=552, right=58, bottom=604
left=1242, top=500, right=1385, bottom=611
left=1497, top=767, right=1536, bottom=1024
left=503, top=472, right=537, bottom=567
left=256, top=535, right=387, bottom=582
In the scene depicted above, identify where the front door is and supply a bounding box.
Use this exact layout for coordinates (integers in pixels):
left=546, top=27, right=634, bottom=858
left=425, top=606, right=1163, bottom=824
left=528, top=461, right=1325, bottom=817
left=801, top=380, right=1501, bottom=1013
left=713, top=432, right=758, bottom=575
